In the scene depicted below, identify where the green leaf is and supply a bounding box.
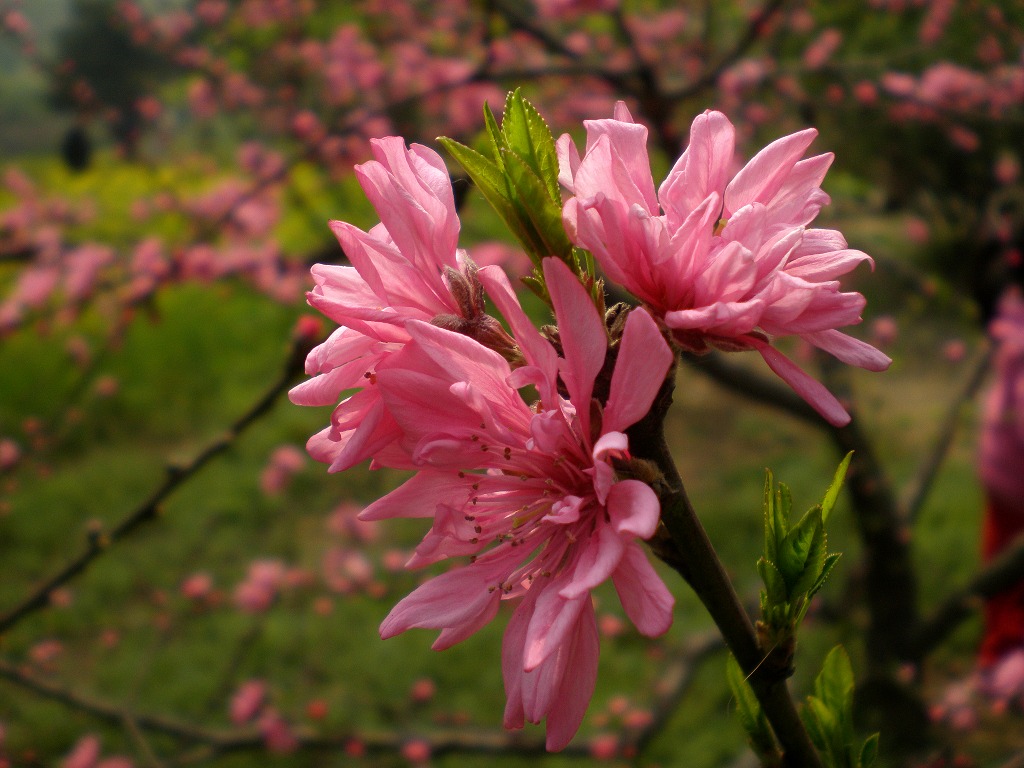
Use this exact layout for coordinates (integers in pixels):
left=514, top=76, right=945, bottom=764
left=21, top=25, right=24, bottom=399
left=809, top=552, right=843, bottom=598
left=727, top=655, right=777, bottom=759
left=778, top=509, right=823, bottom=590
left=815, top=646, right=854, bottom=718
left=774, top=482, right=791, bottom=539
left=802, top=696, right=834, bottom=755
left=501, top=148, right=572, bottom=259
left=791, top=512, right=828, bottom=596
left=500, top=89, right=561, bottom=204
left=520, top=273, right=549, bottom=303
left=483, top=102, right=506, bottom=166
left=757, top=557, right=789, bottom=604
left=859, top=733, right=880, bottom=768
left=821, top=451, right=853, bottom=523
left=763, top=469, right=777, bottom=561
left=438, top=139, right=546, bottom=262
left=726, top=655, right=761, bottom=735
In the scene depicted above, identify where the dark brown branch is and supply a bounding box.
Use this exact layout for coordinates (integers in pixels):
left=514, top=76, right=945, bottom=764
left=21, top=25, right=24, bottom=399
left=910, top=534, right=1024, bottom=657
left=682, top=351, right=824, bottom=425
left=664, top=0, right=788, bottom=103
left=631, top=369, right=823, bottom=768
left=0, top=335, right=313, bottom=636
left=997, top=749, right=1024, bottom=768
left=901, top=345, right=993, bottom=522
left=817, top=362, right=920, bottom=668
left=0, top=634, right=723, bottom=761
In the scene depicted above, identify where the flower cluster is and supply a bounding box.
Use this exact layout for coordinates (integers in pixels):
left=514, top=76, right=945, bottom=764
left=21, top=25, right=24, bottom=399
left=559, top=103, right=891, bottom=426
left=293, top=103, right=888, bottom=748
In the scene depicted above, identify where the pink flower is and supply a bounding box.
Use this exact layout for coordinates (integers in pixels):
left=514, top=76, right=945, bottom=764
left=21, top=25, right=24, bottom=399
left=560, top=104, right=890, bottom=426
left=290, top=137, right=514, bottom=472
left=361, top=259, right=675, bottom=749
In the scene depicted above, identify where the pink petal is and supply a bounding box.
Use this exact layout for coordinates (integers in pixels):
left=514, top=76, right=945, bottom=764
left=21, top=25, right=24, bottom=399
left=660, top=109, right=736, bottom=225
left=543, top=600, right=599, bottom=751
left=612, top=543, right=674, bottom=637
left=477, top=264, right=559, bottom=401
left=603, top=308, right=673, bottom=434
left=802, top=329, right=892, bottom=371
left=379, top=566, right=501, bottom=643
left=786, top=248, right=873, bottom=282
left=523, top=582, right=588, bottom=672
left=725, top=128, right=817, bottom=216
left=559, top=525, right=625, bottom=599
left=502, top=598, right=532, bottom=730
left=556, top=133, right=582, bottom=193
left=579, top=119, right=658, bottom=213
left=606, top=479, right=660, bottom=539
left=360, top=471, right=474, bottom=520
left=544, top=258, right=606, bottom=432
left=752, top=340, right=851, bottom=426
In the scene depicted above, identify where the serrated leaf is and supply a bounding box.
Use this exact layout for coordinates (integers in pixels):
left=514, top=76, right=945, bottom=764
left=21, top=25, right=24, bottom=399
left=483, top=102, right=506, bottom=166
left=778, top=509, right=822, bottom=590
left=809, top=552, right=842, bottom=598
left=501, top=148, right=572, bottom=259
left=520, top=273, right=549, bottom=303
left=859, top=733, right=880, bottom=768
left=774, top=482, right=791, bottom=538
left=791, top=512, right=828, bottom=596
left=815, top=646, right=854, bottom=718
left=764, top=469, right=777, bottom=561
left=822, top=451, right=853, bottom=523
left=500, top=89, right=561, bottom=204
left=757, top=557, right=789, bottom=604
left=727, top=655, right=777, bottom=759
left=726, top=655, right=761, bottom=734
left=439, top=139, right=548, bottom=263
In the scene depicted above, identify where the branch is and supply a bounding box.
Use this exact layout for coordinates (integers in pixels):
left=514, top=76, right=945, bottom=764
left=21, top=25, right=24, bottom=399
left=817, top=361, right=921, bottom=668
left=0, top=634, right=723, bottom=761
left=682, top=350, right=824, bottom=425
left=910, top=534, right=1024, bottom=657
left=665, top=0, right=788, bottom=103
left=901, top=345, right=993, bottom=522
left=0, top=334, right=314, bottom=636
left=998, top=749, right=1024, bottom=768
left=630, top=368, right=824, bottom=768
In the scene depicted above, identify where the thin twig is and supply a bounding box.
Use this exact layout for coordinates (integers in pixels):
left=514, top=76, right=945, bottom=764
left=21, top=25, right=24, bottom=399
left=911, top=534, right=1024, bottom=657
left=997, top=749, right=1024, bottom=768
left=0, top=336, right=313, bottom=636
left=901, top=345, right=993, bottom=523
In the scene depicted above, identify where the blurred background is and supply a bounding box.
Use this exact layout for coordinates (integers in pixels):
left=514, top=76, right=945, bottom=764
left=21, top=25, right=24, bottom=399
left=0, top=1, right=1022, bottom=766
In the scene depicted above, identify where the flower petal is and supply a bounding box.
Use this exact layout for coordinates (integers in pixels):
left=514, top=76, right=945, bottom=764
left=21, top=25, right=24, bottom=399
left=612, top=542, right=674, bottom=637
left=603, top=308, right=673, bottom=434
left=751, top=339, right=851, bottom=426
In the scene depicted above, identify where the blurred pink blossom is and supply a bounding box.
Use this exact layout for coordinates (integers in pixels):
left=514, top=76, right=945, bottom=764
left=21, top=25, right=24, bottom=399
left=0, top=439, right=21, bottom=472
left=62, top=735, right=100, bottom=768
left=230, top=680, right=267, bottom=724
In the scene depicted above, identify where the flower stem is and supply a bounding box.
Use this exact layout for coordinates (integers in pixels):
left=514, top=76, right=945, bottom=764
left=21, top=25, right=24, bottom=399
left=628, top=371, right=823, bottom=768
